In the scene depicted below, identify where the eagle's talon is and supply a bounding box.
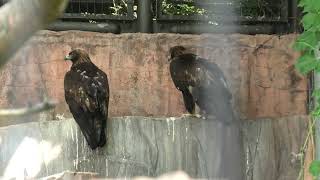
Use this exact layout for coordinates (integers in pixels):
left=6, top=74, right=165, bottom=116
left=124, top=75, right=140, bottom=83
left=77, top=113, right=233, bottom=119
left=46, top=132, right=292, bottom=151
left=182, top=113, right=202, bottom=119
left=182, top=113, right=192, bottom=117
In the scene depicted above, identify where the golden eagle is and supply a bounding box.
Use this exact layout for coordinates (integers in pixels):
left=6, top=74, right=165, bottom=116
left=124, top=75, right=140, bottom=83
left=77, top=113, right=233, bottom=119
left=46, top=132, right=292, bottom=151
left=169, top=46, right=233, bottom=123
left=64, top=49, right=109, bottom=149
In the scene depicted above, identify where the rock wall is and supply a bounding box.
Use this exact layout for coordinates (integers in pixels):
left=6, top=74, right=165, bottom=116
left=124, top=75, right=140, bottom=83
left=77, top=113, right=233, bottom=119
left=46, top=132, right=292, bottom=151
left=0, top=116, right=308, bottom=180
left=0, top=31, right=310, bottom=179
left=0, top=31, right=307, bottom=122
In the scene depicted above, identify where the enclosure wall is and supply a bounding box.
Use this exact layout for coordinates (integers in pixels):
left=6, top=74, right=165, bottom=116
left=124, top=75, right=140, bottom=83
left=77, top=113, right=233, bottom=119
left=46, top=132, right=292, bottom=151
left=0, top=31, right=307, bottom=123
left=0, top=31, right=310, bottom=180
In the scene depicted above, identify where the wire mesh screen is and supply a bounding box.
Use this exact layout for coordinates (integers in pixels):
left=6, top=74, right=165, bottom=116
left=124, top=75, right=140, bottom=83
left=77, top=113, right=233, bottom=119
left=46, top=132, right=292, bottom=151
left=0, top=0, right=135, bottom=21
left=63, top=0, right=135, bottom=20
left=157, top=0, right=288, bottom=22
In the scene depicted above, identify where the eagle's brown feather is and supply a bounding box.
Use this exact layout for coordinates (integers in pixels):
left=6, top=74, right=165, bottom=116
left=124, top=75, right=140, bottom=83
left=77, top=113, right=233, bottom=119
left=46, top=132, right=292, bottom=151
left=64, top=49, right=109, bottom=149
left=169, top=46, right=233, bottom=124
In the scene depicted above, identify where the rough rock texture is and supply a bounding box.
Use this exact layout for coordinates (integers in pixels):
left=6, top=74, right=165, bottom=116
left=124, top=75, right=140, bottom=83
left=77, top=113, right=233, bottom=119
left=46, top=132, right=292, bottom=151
left=42, top=171, right=192, bottom=180
left=0, top=31, right=310, bottom=179
left=0, top=116, right=307, bottom=180
left=243, top=116, right=308, bottom=180
left=0, top=31, right=307, bottom=122
left=42, top=171, right=99, bottom=180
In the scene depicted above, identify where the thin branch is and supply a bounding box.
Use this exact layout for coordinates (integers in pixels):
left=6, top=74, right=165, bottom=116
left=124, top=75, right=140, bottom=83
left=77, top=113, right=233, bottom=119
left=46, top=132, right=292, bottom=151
left=0, top=100, right=56, bottom=117
left=121, top=0, right=128, bottom=8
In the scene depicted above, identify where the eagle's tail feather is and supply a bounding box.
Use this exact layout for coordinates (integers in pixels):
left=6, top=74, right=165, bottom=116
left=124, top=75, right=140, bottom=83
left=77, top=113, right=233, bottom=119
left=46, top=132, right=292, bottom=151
left=182, top=90, right=195, bottom=114
left=81, top=127, right=100, bottom=150
left=76, top=116, right=102, bottom=150
left=98, top=129, right=106, bottom=147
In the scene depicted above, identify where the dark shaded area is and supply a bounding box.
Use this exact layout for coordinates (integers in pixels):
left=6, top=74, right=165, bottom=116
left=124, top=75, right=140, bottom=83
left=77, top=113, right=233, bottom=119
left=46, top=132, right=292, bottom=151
left=0, top=0, right=300, bottom=34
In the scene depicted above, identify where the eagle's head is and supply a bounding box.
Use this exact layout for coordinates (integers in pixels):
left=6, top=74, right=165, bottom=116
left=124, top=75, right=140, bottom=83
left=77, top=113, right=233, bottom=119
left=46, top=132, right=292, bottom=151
left=64, top=49, right=91, bottom=64
left=168, top=46, right=187, bottom=61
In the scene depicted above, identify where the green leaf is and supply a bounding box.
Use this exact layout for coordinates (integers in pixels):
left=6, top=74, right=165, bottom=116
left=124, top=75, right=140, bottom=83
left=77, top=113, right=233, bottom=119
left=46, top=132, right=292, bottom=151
left=302, top=13, right=320, bottom=30
left=295, top=53, right=319, bottom=74
left=312, top=106, right=320, bottom=117
left=312, top=89, right=320, bottom=98
left=300, top=0, right=320, bottom=13
left=311, top=89, right=320, bottom=117
left=293, top=31, right=319, bottom=51
left=310, top=160, right=320, bottom=176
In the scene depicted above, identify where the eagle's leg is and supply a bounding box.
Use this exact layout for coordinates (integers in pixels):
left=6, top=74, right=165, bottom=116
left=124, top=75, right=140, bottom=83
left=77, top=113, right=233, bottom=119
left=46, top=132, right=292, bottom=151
left=183, top=104, right=202, bottom=119
left=182, top=86, right=201, bottom=118
left=194, top=104, right=203, bottom=119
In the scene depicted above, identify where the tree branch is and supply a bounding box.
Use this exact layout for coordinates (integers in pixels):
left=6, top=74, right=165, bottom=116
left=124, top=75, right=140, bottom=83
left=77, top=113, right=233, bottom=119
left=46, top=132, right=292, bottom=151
left=0, top=0, right=69, bottom=68
left=0, top=101, right=56, bottom=117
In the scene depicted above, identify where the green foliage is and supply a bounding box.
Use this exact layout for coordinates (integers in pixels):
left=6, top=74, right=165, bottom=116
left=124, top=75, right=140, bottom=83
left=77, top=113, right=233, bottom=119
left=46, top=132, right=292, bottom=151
left=310, top=161, right=320, bottom=177
left=294, top=0, right=320, bottom=92
left=161, top=0, right=282, bottom=19
left=162, top=0, right=206, bottom=15
left=239, top=0, right=281, bottom=18
left=107, top=0, right=282, bottom=19
left=299, top=0, right=320, bottom=13
left=293, top=31, right=319, bottom=51
left=295, top=52, right=320, bottom=74
left=295, top=0, right=320, bottom=178
left=312, top=89, right=320, bottom=116
left=109, top=0, right=128, bottom=16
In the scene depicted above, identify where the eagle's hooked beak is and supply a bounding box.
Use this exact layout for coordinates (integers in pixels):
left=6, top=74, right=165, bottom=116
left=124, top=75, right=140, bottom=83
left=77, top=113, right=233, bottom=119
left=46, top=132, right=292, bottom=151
left=64, top=55, right=72, bottom=61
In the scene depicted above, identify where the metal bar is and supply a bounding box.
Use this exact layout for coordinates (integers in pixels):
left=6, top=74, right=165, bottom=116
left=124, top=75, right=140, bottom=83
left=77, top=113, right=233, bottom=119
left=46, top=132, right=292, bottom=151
left=156, top=0, right=162, bottom=18
left=154, top=23, right=278, bottom=35
left=86, top=0, right=88, bottom=13
left=47, top=21, right=121, bottom=33
left=137, top=0, right=152, bottom=33
left=290, top=0, right=298, bottom=32
left=280, top=0, right=289, bottom=21
left=101, top=0, right=103, bottom=15
left=126, top=0, right=134, bottom=19
left=157, top=14, right=289, bottom=23
left=93, top=0, right=95, bottom=13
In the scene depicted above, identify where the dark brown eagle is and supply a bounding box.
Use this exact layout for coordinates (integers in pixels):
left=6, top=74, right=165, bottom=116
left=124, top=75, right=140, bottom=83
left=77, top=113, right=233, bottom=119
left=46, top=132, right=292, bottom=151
left=169, top=46, right=233, bottom=123
left=64, top=49, right=109, bottom=149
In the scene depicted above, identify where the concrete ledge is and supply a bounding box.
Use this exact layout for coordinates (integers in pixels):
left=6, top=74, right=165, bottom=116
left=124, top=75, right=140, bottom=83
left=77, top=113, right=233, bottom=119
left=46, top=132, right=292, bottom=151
left=0, top=116, right=308, bottom=180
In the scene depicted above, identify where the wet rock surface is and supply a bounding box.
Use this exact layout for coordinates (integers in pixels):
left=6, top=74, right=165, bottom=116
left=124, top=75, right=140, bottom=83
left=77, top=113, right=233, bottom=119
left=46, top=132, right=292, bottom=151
left=0, top=115, right=307, bottom=180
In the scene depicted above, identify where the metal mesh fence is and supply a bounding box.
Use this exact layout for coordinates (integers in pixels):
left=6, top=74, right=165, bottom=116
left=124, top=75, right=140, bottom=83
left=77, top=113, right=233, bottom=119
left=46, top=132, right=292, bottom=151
left=0, top=0, right=134, bottom=20
left=0, top=0, right=296, bottom=33
left=157, top=0, right=288, bottom=22
left=63, top=0, right=135, bottom=20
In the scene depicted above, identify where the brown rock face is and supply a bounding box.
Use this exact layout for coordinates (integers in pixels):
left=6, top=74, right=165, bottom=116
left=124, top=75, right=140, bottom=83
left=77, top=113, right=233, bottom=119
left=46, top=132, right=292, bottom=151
left=0, top=31, right=307, bottom=120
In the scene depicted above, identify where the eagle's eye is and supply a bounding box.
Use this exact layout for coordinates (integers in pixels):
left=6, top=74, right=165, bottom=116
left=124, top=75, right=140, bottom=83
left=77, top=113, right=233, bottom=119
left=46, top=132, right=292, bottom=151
left=65, top=52, right=76, bottom=61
